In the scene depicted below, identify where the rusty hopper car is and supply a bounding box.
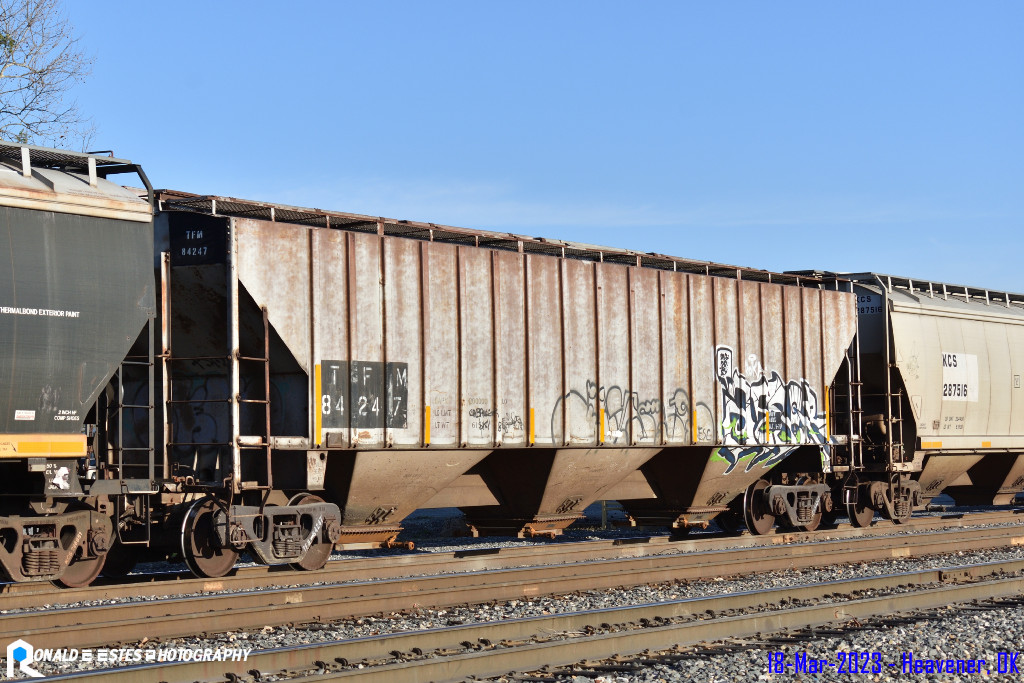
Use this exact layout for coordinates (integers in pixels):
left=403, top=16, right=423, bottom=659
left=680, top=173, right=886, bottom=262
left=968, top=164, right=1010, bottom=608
left=0, top=144, right=155, bottom=586
left=151, top=190, right=858, bottom=569
left=835, top=273, right=1024, bottom=522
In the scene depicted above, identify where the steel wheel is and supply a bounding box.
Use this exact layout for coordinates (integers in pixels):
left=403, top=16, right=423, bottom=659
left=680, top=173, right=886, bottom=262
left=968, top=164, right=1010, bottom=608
left=818, top=488, right=841, bottom=529
left=181, top=497, right=239, bottom=578
left=57, top=547, right=106, bottom=588
left=846, top=494, right=875, bottom=528
left=743, top=479, right=775, bottom=536
left=715, top=508, right=745, bottom=535
left=887, top=512, right=910, bottom=525
left=288, top=494, right=333, bottom=571
left=99, top=540, right=138, bottom=579
left=818, top=509, right=839, bottom=529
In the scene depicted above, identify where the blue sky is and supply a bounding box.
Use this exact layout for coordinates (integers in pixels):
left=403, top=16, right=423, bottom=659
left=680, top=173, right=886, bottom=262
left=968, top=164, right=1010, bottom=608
left=66, top=2, right=1022, bottom=290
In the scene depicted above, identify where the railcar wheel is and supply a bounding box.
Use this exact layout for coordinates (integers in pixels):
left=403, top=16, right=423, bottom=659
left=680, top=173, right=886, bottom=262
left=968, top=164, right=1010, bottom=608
left=817, top=489, right=841, bottom=529
left=181, top=497, right=239, bottom=578
left=287, top=494, right=334, bottom=571
left=885, top=512, right=910, bottom=525
left=100, top=541, right=138, bottom=579
left=743, top=479, right=775, bottom=536
left=818, top=509, right=839, bottom=529
left=57, top=548, right=106, bottom=588
left=846, top=496, right=875, bottom=528
left=715, top=509, right=745, bottom=535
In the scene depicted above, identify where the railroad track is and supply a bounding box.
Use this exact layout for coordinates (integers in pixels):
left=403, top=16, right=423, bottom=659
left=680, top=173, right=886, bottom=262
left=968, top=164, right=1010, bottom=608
left=4, top=508, right=1021, bottom=611
left=6, top=516, right=1024, bottom=652
left=36, top=555, right=1024, bottom=682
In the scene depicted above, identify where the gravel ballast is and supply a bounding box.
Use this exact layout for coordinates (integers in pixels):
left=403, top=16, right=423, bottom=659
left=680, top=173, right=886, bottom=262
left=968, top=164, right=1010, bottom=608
left=17, top=544, right=1024, bottom=678
left=7, top=504, right=1024, bottom=679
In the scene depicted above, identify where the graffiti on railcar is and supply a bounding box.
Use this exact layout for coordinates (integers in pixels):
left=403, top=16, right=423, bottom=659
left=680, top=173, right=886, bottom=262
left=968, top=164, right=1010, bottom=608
left=467, top=400, right=493, bottom=434
left=714, top=345, right=826, bottom=448
left=496, top=407, right=525, bottom=435
left=159, top=372, right=306, bottom=481
left=713, top=445, right=796, bottom=475
left=549, top=380, right=692, bottom=444
left=665, top=389, right=691, bottom=440
left=166, top=373, right=306, bottom=438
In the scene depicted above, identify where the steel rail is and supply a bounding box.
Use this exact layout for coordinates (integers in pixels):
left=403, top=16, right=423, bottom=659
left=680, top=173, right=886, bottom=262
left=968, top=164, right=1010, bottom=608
left=313, top=575, right=1024, bottom=682
left=3, top=508, right=1020, bottom=611
left=4, top=524, right=1024, bottom=652
left=38, top=558, right=1024, bottom=682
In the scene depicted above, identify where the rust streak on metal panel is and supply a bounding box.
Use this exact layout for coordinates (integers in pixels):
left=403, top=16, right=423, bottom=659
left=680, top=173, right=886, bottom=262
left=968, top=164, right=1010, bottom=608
left=657, top=271, right=666, bottom=446
left=314, top=363, right=322, bottom=445
left=491, top=249, right=499, bottom=447
left=684, top=273, right=693, bottom=445
left=802, top=288, right=824, bottom=438
left=523, top=250, right=532, bottom=447
left=592, top=261, right=602, bottom=446
left=423, top=242, right=459, bottom=448
left=421, top=242, right=433, bottom=447
left=455, top=245, right=463, bottom=447
left=491, top=250, right=527, bottom=447
left=383, top=236, right=423, bottom=447
left=308, top=226, right=316, bottom=445
left=379, top=227, right=388, bottom=448
left=626, top=265, right=635, bottom=445
left=559, top=259, right=568, bottom=446
left=458, top=247, right=495, bottom=447
left=525, top=254, right=561, bottom=447
left=419, top=241, right=427, bottom=448
left=800, top=287, right=809, bottom=392
left=819, top=289, right=828, bottom=442
left=783, top=286, right=804, bottom=426
left=628, top=266, right=637, bottom=446
left=345, top=233, right=356, bottom=443
left=690, top=274, right=715, bottom=444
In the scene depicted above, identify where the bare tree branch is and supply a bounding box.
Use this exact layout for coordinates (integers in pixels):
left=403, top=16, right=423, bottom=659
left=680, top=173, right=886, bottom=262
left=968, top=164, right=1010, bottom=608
left=0, top=0, right=92, bottom=148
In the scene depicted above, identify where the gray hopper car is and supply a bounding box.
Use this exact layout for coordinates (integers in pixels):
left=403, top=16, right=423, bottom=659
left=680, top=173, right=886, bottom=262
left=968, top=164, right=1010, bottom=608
left=848, top=274, right=1024, bottom=508
left=155, top=194, right=857, bottom=553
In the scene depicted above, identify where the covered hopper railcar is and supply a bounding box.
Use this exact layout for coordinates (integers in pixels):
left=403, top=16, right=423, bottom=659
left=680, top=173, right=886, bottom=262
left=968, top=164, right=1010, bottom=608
left=0, top=143, right=156, bottom=586
left=827, top=273, right=1024, bottom=522
left=152, top=190, right=858, bottom=555
left=3, top=141, right=1024, bottom=586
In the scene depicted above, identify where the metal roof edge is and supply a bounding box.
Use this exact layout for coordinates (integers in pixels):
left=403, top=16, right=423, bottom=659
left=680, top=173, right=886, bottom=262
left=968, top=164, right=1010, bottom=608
left=802, top=271, right=1024, bottom=309
left=155, top=189, right=838, bottom=289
